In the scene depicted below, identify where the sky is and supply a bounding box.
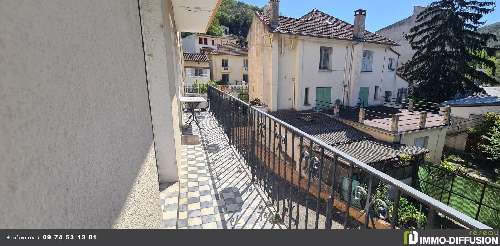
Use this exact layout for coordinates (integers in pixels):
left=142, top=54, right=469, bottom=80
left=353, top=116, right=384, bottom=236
left=239, top=0, right=500, bottom=32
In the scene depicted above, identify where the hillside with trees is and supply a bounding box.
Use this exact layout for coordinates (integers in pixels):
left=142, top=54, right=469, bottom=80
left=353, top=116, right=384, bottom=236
left=479, top=22, right=500, bottom=83
left=206, top=0, right=261, bottom=39
left=480, top=22, right=500, bottom=48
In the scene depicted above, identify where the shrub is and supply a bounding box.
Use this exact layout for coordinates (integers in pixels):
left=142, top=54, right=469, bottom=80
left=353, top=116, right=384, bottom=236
left=370, top=184, right=426, bottom=229
left=467, top=112, right=500, bottom=169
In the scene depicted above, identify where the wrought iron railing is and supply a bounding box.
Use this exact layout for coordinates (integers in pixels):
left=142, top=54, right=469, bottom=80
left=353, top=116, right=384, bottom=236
left=207, top=86, right=490, bottom=229
left=418, top=163, right=500, bottom=228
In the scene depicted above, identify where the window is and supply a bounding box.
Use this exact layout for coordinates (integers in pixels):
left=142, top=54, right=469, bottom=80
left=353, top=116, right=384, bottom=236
left=221, top=74, right=229, bottom=83
left=212, top=40, right=215, bottom=46
left=304, top=88, right=310, bottom=105
left=203, top=38, right=208, bottom=45
left=384, top=91, right=392, bottom=102
left=199, top=37, right=203, bottom=44
left=397, top=88, right=408, bottom=103
left=414, top=137, right=429, bottom=148
left=319, top=46, right=332, bottom=70
left=243, top=74, right=249, bottom=83
left=243, top=59, right=249, bottom=70
left=194, top=68, right=205, bottom=77
left=388, top=58, right=396, bottom=71
left=362, top=50, right=373, bottom=72
left=222, top=59, right=229, bottom=68
left=374, top=86, right=380, bottom=100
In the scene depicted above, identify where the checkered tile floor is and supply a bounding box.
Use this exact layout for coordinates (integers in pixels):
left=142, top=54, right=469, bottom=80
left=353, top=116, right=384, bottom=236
left=160, top=112, right=285, bottom=229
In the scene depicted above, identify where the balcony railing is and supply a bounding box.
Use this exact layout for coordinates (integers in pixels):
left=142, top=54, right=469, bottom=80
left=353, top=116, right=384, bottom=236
left=207, top=86, right=490, bottom=229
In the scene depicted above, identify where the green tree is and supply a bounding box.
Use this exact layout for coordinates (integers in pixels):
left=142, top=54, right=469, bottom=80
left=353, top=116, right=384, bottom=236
left=206, top=18, right=224, bottom=36
left=468, top=112, right=500, bottom=168
left=401, top=0, right=497, bottom=102
left=206, top=0, right=261, bottom=38
left=480, top=116, right=500, bottom=163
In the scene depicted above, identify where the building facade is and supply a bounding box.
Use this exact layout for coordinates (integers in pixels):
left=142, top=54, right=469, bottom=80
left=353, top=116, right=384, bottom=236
left=248, top=2, right=408, bottom=111
left=208, top=44, right=249, bottom=85
left=376, top=6, right=427, bottom=66
left=0, top=0, right=219, bottom=228
left=183, top=53, right=211, bottom=86
left=182, top=33, right=239, bottom=53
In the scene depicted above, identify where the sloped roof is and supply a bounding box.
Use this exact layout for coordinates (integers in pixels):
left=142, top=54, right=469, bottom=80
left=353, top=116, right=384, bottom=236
left=204, top=44, right=248, bottom=56
left=443, top=95, right=500, bottom=107
left=484, top=87, right=500, bottom=97
left=271, top=111, right=428, bottom=165
left=183, top=53, right=210, bottom=63
left=255, top=9, right=398, bottom=46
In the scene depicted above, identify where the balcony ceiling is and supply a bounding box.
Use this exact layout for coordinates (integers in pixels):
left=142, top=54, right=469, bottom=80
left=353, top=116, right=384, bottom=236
left=172, top=0, right=220, bottom=33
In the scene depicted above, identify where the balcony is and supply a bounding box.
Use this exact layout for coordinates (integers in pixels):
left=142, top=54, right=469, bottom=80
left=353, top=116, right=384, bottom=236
left=160, top=86, right=490, bottom=229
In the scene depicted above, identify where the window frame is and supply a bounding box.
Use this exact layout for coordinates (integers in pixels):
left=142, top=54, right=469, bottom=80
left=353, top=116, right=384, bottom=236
left=361, top=50, right=374, bottom=72
left=221, top=74, right=229, bottom=83
left=304, top=87, right=310, bottom=106
left=199, top=37, right=203, bottom=44
left=384, top=91, right=392, bottom=102
left=319, top=46, right=333, bottom=71
left=388, top=58, right=396, bottom=71
left=374, top=86, right=380, bottom=100
left=414, top=137, right=429, bottom=148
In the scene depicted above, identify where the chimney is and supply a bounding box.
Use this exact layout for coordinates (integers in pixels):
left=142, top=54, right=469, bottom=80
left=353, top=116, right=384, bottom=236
left=270, top=0, right=280, bottom=29
left=353, top=9, right=366, bottom=41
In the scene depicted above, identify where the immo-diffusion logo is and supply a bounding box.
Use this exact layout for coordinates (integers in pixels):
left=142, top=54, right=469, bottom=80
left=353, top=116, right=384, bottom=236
left=404, top=231, right=499, bottom=245
left=404, top=231, right=419, bottom=245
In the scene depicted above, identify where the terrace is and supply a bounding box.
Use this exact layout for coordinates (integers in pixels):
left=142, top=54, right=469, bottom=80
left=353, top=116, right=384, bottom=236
left=329, top=102, right=450, bottom=133
left=161, top=86, right=490, bottom=229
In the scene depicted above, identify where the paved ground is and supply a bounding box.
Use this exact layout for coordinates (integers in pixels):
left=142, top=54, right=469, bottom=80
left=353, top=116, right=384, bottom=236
left=160, top=112, right=285, bottom=229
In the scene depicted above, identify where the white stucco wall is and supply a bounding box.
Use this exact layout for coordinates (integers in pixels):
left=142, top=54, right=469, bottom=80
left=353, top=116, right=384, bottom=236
left=184, top=68, right=211, bottom=86
left=184, top=60, right=211, bottom=86
left=248, top=15, right=406, bottom=111
left=141, top=0, right=183, bottom=184
left=249, top=16, right=279, bottom=108
left=0, top=0, right=167, bottom=228
left=450, top=105, right=500, bottom=118
left=376, top=6, right=426, bottom=65
left=358, top=44, right=406, bottom=106
left=400, top=127, right=448, bottom=164
left=210, top=54, right=248, bottom=85
left=182, top=34, right=223, bottom=53
left=182, top=35, right=197, bottom=53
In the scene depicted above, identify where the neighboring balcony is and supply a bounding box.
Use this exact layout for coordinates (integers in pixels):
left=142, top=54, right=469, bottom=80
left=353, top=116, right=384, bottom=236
left=160, top=86, right=490, bottom=229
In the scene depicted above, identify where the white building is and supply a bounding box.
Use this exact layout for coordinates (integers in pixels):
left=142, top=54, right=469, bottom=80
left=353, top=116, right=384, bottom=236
left=207, top=44, right=249, bottom=85
left=182, top=33, right=239, bottom=53
left=248, top=1, right=408, bottom=111
left=0, top=0, right=219, bottom=228
left=183, top=53, right=211, bottom=86
left=376, top=6, right=427, bottom=66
